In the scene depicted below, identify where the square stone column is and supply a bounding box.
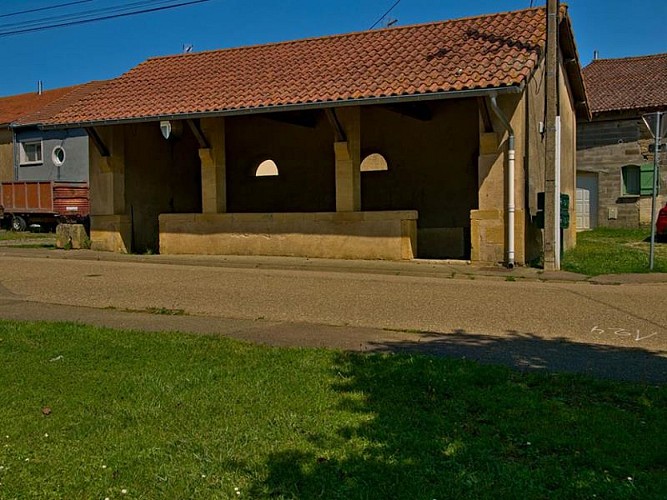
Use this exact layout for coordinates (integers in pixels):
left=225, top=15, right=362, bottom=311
left=199, top=117, right=226, bottom=214
left=470, top=95, right=527, bottom=266
left=89, top=125, right=131, bottom=252
left=334, top=106, right=361, bottom=212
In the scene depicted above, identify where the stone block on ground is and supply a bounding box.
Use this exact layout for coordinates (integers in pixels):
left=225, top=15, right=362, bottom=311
left=56, top=224, right=90, bottom=250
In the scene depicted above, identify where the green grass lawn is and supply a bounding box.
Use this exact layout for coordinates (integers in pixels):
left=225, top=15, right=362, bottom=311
left=0, top=230, right=54, bottom=241
left=0, top=230, right=56, bottom=249
left=0, top=321, right=665, bottom=499
left=562, top=228, right=667, bottom=275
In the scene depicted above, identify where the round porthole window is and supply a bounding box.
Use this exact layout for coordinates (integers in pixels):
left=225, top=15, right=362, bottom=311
left=52, top=146, right=66, bottom=166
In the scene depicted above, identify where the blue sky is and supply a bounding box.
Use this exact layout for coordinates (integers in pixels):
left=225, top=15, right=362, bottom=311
left=1, top=0, right=665, bottom=97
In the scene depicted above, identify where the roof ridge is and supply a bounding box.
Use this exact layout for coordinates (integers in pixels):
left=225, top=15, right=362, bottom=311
left=146, top=6, right=546, bottom=63
left=588, top=52, right=667, bottom=64
left=12, top=80, right=107, bottom=126
left=0, top=82, right=84, bottom=101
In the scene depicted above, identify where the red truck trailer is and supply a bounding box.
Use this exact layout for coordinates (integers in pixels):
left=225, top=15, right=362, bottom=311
left=0, top=181, right=89, bottom=231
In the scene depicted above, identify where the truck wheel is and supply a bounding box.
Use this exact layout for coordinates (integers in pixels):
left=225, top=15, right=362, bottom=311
left=11, top=215, right=27, bottom=232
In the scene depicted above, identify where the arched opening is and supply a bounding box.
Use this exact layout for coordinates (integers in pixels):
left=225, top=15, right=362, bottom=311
left=360, top=153, right=388, bottom=172
left=255, top=159, right=279, bottom=177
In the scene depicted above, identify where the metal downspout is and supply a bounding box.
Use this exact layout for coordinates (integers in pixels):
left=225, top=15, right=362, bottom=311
left=487, top=96, right=515, bottom=268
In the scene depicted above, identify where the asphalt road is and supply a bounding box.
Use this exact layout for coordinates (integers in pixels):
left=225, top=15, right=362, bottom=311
left=0, top=252, right=665, bottom=382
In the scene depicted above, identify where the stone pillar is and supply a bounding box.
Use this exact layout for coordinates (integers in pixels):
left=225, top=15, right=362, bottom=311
left=471, top=131, right=506, bottom=263
left=89, top=126, right=132, bottom=253
left=334, top=107, right=361, bottom=212
left=470, top=97, right=526, bottom=265
left=199, top=117, right=226, bottom=214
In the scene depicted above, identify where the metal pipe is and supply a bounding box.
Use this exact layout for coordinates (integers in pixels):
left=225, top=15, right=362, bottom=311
left=487, top=95, right=515, bottom=268
left=649, top=111, right=662, bottom=271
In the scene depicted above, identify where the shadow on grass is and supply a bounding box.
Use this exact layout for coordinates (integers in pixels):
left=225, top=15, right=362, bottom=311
left=250, top=331, right=667, bottom=498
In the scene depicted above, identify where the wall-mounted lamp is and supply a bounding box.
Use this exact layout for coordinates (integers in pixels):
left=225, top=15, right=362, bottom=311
left=160, top=120, right=183, bottom=140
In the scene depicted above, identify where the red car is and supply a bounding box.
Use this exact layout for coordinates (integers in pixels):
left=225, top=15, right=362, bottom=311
left=657, top=203, right=667, bottom=241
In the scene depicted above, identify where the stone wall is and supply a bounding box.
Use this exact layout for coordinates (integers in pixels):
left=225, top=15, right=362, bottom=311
left=360, top=99, right=479, bottom=259
left=225, top=113, right=336, bottom=213
left=577, top=115, right=666, bottom=228
left=160, top=211, right=418, bottom=260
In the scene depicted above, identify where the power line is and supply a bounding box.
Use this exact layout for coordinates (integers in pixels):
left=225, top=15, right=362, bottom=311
left=0, top=0, right=187, bottom=31
left=0, top=0, right=93, bottom=19
left=0, top=0, right=212, bottom=37
left=368, top=0, right=402, bottom=30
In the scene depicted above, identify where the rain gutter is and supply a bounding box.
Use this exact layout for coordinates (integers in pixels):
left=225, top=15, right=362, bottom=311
left=42, top=84, right=523, bottom=130
left=487, top=95, right=516, bottom=268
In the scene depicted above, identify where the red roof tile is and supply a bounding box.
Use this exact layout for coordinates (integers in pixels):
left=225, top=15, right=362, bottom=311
left=13, top=81, right=108, bottom=126
left=47, top=6, right=557, bottom=126
left=0, top=86, right=79, bottom=126
left=583, top=53, right=667, bottom=114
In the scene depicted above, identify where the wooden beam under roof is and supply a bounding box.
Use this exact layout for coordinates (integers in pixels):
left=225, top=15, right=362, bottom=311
left=85, top=127, right=109, bottom=157
left=265, top=110, right=319, bottom=128
left=384, top=102, right=432, bottom=121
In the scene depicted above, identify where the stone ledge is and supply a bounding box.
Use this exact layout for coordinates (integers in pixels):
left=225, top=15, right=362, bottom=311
left=159, top=211, right=418, bottom=260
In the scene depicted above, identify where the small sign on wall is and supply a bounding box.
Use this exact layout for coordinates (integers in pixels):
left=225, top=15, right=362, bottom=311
left=608, top=207, right=618, bottom=220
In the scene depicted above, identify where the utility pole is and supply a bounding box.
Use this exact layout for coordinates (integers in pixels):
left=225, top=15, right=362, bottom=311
left=544, top=0, right=559, bottom=270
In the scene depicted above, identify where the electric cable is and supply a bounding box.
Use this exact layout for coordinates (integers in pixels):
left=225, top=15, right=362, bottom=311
left=368, top=0, right=402, bottom=30
left=0, top=0, right=212, bottom=37
left=0, top=1, right=93, bottom=19
left=0, top=0, right=197, bottom=31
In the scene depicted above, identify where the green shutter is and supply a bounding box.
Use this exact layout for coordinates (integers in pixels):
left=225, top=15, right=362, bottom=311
left=640, top=164, right=659, bottom=196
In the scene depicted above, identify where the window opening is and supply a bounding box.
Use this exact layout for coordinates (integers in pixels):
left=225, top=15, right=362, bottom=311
left=255, top=159, right=279, bottom=177
left=19, top=140, right=43, bottom=165
left=52, top=146, right=66, bottom=166
left=360, top=153, right=388, bottom=172
left=621, top=165, right=640, bottom=196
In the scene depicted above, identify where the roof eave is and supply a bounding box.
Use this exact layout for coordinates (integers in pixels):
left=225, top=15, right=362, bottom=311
left=42, top=85, right=524, bottom=130
left=9, top=121, right=40, bottom=129
left=559, top=7, right=591, bottom=121
left=591, top=105, right=667, bottom=120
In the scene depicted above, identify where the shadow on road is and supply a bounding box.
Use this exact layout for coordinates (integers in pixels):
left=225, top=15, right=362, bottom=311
left=370, top=329, right=667, bottom=383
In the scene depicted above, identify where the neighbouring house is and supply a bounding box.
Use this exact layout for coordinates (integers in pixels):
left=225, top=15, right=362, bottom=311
left=41, top=6, right=588, bottom=263
left=0, top=82, right=104, bottom=230
left=0, top=86, right=78, bottom=183
left=0, top=82, right=103, bottom=185
left=576, top=53, right=667, bottom=230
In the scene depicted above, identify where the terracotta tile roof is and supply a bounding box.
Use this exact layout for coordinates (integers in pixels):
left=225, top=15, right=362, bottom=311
left=583, top=53, right=667, bottom=114
left=13, top=81, right=108, bottom=127
left=0, top=85, right=79, bottom=126
left=47, top=6, right=556, bottom=126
